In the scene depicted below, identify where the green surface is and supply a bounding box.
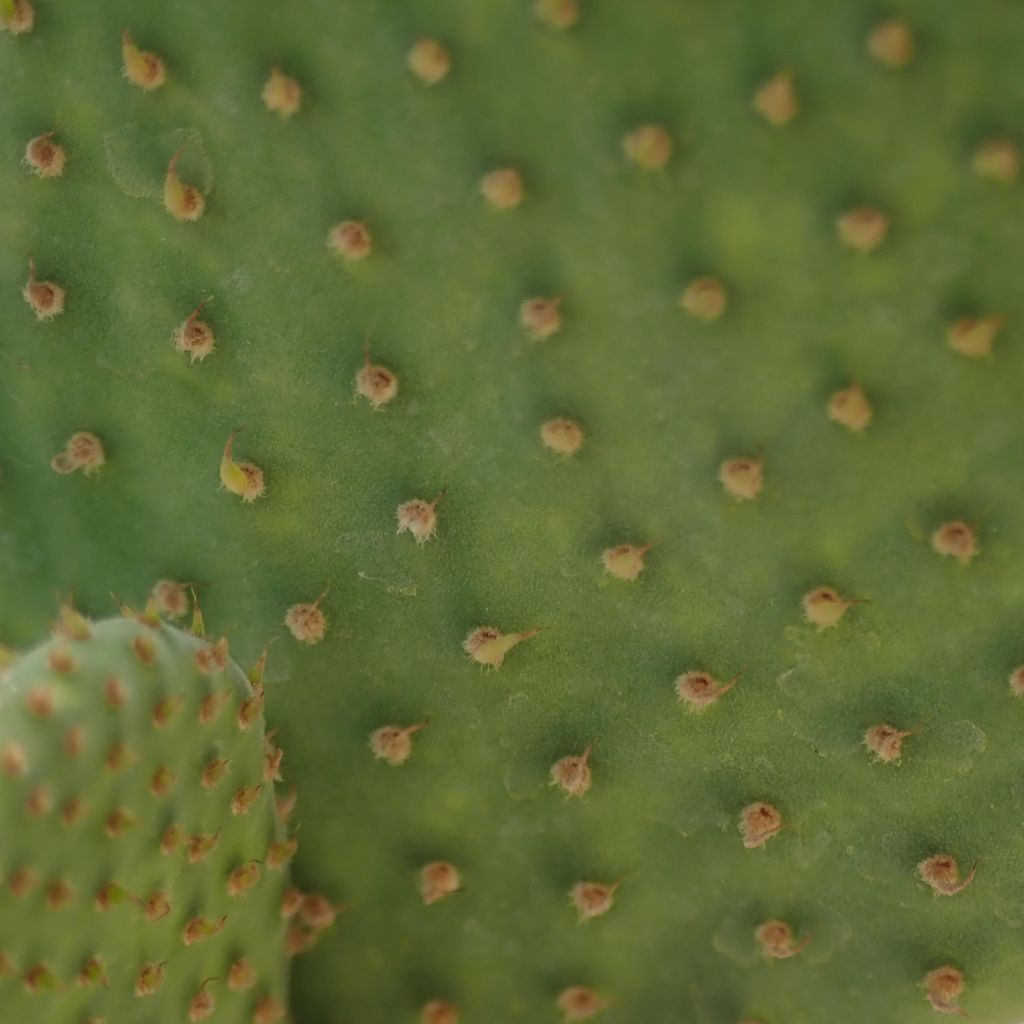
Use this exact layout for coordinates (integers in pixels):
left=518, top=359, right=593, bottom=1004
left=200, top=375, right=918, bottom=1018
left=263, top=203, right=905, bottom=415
left=3, top=1, right=1024, bottom=1021
left=0, top=617, right=290, bottom=1022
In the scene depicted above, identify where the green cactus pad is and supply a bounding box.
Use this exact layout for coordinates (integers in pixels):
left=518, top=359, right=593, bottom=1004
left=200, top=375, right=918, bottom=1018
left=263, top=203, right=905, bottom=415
left=0, top=614, right=293, bottom=1023
left=3, top=1, right=1024, bottom=1023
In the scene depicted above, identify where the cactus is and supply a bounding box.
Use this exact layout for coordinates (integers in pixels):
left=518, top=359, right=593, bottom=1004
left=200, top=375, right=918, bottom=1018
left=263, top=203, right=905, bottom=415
left=0, top=610, right=309, bottom=1023
left=3, top=1, right=1024, bottom=1023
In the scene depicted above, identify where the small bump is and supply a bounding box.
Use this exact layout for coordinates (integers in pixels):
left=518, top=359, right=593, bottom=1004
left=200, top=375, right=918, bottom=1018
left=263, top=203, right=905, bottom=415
left=132, top=633, right=157, bottom=665
left=175, top=300, right=216, bottom=363
left=931, top=521, right=979, bottom=565
left=370, top=722, right=428, bottom=766
left=66, top=729, right=89, bottom=761
left=264, top=742, right=285, bottom=781
left=282, top=889, right=304, bottom=918
left=739, top=802, right=783, bottom=849
left=9, top=866, right=38, bottom=898
left=228, top=861, right=261, bottom=897
left=755, top=918, right=810, bottom=959
left=122, top=30, right=166, bottom=90
left=719, top=455, right=763, bottom=501
left=77, top=956, right=107, bottom=988
left=262, top=67, right=302, bottom=118
left=267, top=836, right=298, bottom=870
left=828, top=381, right=873, bottom=432
left=60, top=796, right=85, bottom=826
left=421, top=1000, right=460, bottom=1024
left=160, top=824, right=184, bottom=855
left=58, top=713, right=86, bottom=749
left=186, top=830, right=219, bottom=864
left=1009, top=666, right=1024, bottom=699
left=200, top=690, right=227, bottom=724
left=421, top=861, right=461, bottom=905
left=26, top=784, right=52, bottom=817
left=104, top=675, right=126, bottom=707
left=50, top=431, right=105, bottom=476
left=972, top=138, right=1020, bottom=183
left=46, top=879, right=75, bottom=910
left=327, top=220, right=373, bottom=262
left=557, top=986, right=609, bottom=1022
left=277, top=786, right=297, bottom=820
left=105, top=740, right=134, bottom=773
left=355, top=351, right=399, bottom=408
left=285, top=587, right=329, bottom=644
left=151, top=695, right=181, bottom=728
left=48, top=647, right=77, bottom=673
left=25, top=685, right=55, bottom=716
left=680, top=275, right=728, bottom=321
left=837, top=207, right=889, bottom=252
left=922, top=965, right=965, bottom=1015
left=675, top=670, right=740, bottom=711
left=408, top=38, right=451, bottom=85
left=917, top=854, right=977, bottom=896
left=570, top=880, right=620, bottom=922
left=802, top=586, right=857, bottom=630
left=520, top=294, right=564, bottom=341
left=182, top=915, right=226, bottom=946
left=864, top=723, right=915, bottom=764
left=602, top=543, right=654, bottom=582
left=105, top=807, right=135, bottom=838
left=397, top=494, right=443, bottom=544
left=254, top=996, right=287, bottom=1024
left=622, top=123, right=672, bottom=170
left=164, top=149, right=206, bottom=222
left=189, top=982, right=216, bottom=1022
left=535, top=0, right=579, bottom=28
left=947, top=315, right=1005, bottom=358
left=551, top=745, right=592, bottom=798
left=540, top=417, right=585, bottom=456
left=0, top=0, right=33, bottom=34
left=462, top=626, right=543, bottom=669
left=753, top=71, right=798, bottom=126
left=134, top=962, right=166, bottom=997
left=65, top=724, right=86, bottom=758
left=867, top=19, right=915, bottom=68
left=299, top=893, right=338, bottom=931
left=220, top=429, right=266, bottom=502
left=238, top=686, right=264, bottom=730
left=24, top=132, right=66, bottom=178
left=227, top=959, right=256, bottom=992
left=2, top=741, right=27, bottom=777
left=480, top=167, right=524, bottom=209
left=231, top=783, right=262, bottom=815
left=23, top=257, right=65, bottom=320
left=142, top=891, right=171, bottom=921
left=200, top=756, right=229, bottom=789
left=286, top=924, right=320, bottom=956
left=24, top=963, right=59, bottom=994
left=149, top=579, right=190, bottom=617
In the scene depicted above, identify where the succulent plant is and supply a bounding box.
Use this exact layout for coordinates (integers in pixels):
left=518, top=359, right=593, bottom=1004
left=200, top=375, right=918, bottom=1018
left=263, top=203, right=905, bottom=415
left=0, top=610, right=303, bottom=1022
left=4, top=1, right=1024, bottom=1023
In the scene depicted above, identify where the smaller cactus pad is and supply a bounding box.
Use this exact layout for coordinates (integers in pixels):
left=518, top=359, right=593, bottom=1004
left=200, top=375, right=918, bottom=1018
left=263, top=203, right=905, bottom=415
left=0, top=611, right=295, bottom=1024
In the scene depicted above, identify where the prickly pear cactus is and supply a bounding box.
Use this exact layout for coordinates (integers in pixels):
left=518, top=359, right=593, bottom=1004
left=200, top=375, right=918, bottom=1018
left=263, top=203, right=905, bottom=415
left=4, top=1, right=1024, bottom=1023
left=0, top=611, right=301, bottom=1023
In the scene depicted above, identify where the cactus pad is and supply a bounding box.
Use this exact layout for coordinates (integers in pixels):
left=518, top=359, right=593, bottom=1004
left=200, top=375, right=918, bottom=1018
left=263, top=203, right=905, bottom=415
left=3, top=1, right=1024, bottom=1023
left=0, top=613, right=294, bottom=1023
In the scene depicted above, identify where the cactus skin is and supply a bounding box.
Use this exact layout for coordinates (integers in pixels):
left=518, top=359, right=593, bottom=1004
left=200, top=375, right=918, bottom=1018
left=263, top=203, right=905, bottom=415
left=4, top=1, right=1024, bottom=1023
left=0, top=615, right=292, bottom=1022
